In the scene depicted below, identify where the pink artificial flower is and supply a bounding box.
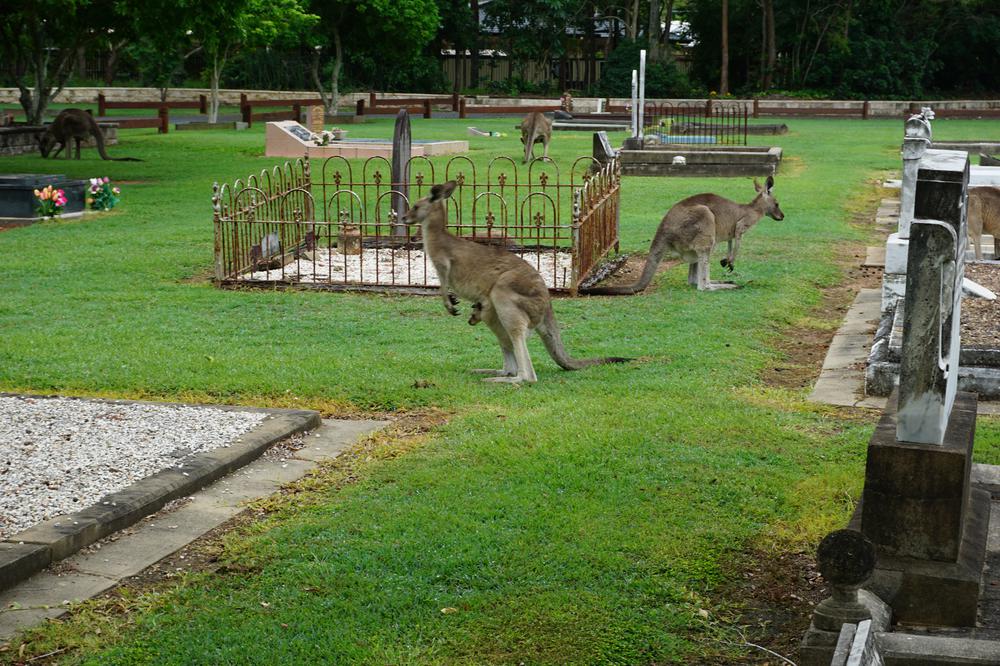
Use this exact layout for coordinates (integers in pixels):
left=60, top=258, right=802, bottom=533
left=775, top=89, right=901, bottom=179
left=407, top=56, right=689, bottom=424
left=33, top=189, right=41, bottom=197
left=103, top=177, right=110, bottom=183
left=112, top=187, right=120, bottom=194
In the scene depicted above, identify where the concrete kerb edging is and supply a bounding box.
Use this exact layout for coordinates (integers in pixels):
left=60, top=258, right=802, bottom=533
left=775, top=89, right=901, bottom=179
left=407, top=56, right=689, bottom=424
left=0, top=394, right=321, bottom=592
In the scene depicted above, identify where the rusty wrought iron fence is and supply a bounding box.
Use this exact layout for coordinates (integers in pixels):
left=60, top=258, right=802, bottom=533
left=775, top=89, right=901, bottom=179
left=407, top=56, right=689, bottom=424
left=642, top=101, right=749, bottom=146
left=212, top=154, right=621, bottom=295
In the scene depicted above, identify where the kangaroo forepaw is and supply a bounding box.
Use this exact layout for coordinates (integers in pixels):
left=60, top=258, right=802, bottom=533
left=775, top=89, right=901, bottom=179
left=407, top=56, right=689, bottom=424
left=448, top=293, right=459, bottom=306
left=446, top=305, right=460, bottom=316
left=720, top=258, right=734, bottom=272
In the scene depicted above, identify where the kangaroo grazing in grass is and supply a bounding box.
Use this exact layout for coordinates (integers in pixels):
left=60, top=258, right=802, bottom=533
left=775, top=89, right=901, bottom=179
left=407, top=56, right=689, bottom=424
left=520, top=112, right=552, bottom=164
left=968, top=186, right=1000, bottom=260
left=38, top=109, right=142, bottom=161
left=583, top=176, right=784, bottom=295
left=402, top=181, right=629, bottom=383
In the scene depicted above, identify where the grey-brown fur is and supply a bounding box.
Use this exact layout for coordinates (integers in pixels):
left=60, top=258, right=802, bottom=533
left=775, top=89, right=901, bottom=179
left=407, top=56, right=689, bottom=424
left=520, top=112, right=552, bottom=164
left=403, top=181, right=629, bottom=383
left=968, top=186, right=1000, bottom=260
left=38, top=109, right=141, bottom=161
left=583, top=176, right=784, bottom=294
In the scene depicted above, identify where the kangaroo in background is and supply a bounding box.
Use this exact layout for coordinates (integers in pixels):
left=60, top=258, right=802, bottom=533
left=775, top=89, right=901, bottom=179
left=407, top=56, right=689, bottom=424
left=583, top=176, right=784, bottom=294
left=402, top=180, right=629, bottom=383
left=38, top=109, right=142, bottom=161
left=520, top=112, right=552, bottom=164
left=968, top=186, right=1000, bottom=260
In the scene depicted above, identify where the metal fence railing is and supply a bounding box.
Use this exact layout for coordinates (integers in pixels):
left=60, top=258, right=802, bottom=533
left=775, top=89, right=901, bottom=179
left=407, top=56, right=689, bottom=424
left=642, top=101, right=749, bottom=145
left=213, top=155, right=621, bottom=295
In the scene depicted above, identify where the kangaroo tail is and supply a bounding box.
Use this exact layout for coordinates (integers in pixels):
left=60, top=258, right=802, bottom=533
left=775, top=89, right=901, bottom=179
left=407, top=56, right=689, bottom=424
left=93, top=120, right=143, bottom=161
left=536, top=308, right=631, bottom=370
left=580, top=224, right=671, bottom=295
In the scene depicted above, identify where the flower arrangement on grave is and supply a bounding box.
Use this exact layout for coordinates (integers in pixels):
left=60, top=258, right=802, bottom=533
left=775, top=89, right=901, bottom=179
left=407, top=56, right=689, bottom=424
left=87, top=176, right=121, bottom=211
left=34, top=185, right=67, bottom=218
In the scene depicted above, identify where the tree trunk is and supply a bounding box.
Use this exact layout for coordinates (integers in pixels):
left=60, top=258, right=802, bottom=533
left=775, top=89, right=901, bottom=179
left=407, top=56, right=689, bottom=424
left=647, top=0, right=661, bottom=61
left=629, top=0, right=639, bottom=40
left=209, top=52, right=222, bottom=123
left=764, top=0, right=776, bottom=89
left=720, top=0, right=730, bottom=94
left=330, top=26, right=343, bottom=113
left=470, top=0, right=480, bottom=88
left=662, top=0, right=675, bottom=61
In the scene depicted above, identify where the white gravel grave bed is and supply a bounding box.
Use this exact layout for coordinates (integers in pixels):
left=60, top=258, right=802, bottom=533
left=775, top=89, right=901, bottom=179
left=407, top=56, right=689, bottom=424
left=243, top=247, right=575, bottom=290
left=0, top=396, right=269, bottom=541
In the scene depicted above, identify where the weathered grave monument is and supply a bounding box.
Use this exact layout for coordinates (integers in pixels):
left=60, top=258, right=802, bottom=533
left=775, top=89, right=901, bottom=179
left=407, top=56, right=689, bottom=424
left=803, top=143, right=1000, bottom=665
left=867, top=110, right=1000, bottom=398
left=264, top=114, right=466, bottom=160
left=391, top=109, right=410, bottom=237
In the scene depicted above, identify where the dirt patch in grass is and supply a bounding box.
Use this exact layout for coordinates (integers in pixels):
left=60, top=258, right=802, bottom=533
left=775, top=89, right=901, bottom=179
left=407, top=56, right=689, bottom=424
left=762, top=181, right=887, bottom=391
left=762, top=245, right=881, bottom=390
left=704, top=548, right=828, bottom=664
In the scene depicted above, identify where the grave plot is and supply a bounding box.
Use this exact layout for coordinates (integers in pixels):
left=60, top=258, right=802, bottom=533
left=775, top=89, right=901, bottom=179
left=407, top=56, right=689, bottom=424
left=619, top=102, right=783, bottom=177
left=212, top=154, right=621, bottom=295
left=0, top=395, right=318, bottom=591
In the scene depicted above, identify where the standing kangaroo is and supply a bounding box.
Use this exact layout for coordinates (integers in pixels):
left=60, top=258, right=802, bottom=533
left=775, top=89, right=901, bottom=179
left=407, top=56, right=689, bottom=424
left=583, top=176, right=784, bottom=294
left=402, top=181, right=629, bottom=383
left=38, top=109, right=141, bottom=161
left=968, top=186, right=1000, bottom=260
left=520, top=112, right=552, bottom=164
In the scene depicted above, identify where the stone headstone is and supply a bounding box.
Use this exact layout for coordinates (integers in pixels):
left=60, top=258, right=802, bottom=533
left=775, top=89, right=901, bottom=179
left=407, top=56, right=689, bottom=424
left=897, top=149, right=969, bottom=445
left=309, top=106, right=325, bottom=134
left=391, top=109, right=411, bottom=236
left=881, top=108, right=933, bottom=311
left=593, top=131, right=616, bottom=166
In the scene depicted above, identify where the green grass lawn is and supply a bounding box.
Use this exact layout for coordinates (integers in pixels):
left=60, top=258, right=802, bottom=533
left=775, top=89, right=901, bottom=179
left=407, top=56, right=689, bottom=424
left=3, top=117, right=1000, bottom=664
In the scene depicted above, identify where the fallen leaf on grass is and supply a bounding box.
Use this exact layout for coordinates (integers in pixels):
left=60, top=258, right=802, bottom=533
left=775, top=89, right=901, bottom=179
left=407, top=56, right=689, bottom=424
left=440, top=607, right=458, bottom=614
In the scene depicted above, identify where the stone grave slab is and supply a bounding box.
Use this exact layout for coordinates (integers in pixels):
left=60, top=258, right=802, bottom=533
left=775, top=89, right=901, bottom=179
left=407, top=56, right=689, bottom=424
left=265, top=120, right=467, bottom=160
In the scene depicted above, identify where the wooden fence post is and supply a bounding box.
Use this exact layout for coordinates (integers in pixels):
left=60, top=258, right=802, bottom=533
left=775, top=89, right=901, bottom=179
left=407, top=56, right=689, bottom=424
left=356, top=99, right=366, bottom=116
left=753, top=98, right=760, bottom=118
left=369, top=91, right=377, bottom=107
left=423, top=100, right=432, bottom=119
left=459, top=98, right=467, bottom=119
left=158, top=106, right=169, bottom=134
left=292, top=103, right=302, bottom=122
left=199, top=94, right=207, bottom=115
left=98, top=93, right=106, bottom=116
left=451, top=92, right=459, bottom=111
left=242, top=102, right=252, bottom=128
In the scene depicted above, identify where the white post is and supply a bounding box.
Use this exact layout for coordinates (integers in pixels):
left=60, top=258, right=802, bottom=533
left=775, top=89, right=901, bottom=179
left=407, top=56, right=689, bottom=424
left=631, top=70, right=638, bottom=137
left=638, top=49, right=646, bottom=141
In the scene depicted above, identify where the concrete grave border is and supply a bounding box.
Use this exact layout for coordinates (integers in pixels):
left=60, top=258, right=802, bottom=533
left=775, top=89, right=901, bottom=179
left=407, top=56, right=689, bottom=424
left=0, top=393, right=321, bottom=592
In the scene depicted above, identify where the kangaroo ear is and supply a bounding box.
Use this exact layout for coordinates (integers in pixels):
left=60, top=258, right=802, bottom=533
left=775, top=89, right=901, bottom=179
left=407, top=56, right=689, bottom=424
left=430, top=181, right=457, bottom=202
left=753, top=178, right=762, bottom=192
left=765, top=175, right=774, bottom=192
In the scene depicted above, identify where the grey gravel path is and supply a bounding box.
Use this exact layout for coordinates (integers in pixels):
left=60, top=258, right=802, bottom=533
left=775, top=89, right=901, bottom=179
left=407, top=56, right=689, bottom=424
left=0, top=396, right=268, bottom=540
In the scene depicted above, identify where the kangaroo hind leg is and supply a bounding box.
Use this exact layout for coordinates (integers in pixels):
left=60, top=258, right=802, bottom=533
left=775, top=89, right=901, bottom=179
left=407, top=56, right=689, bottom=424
left=469, top=302, right=518, bottom=378
left=483, top=295, right=536, bottom=383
